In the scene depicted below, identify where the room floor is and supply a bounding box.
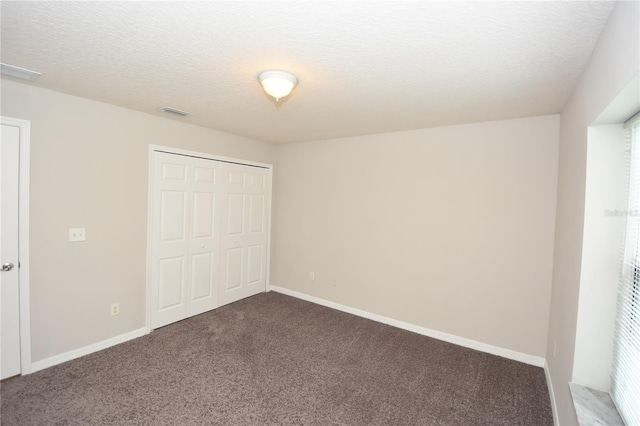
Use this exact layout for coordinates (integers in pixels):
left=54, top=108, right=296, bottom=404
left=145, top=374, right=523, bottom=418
left=1, top=292, right=552, bottom=425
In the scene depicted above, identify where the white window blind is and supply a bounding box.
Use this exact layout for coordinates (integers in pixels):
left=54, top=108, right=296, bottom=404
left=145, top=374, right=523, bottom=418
left=612, top=112, right=640, bottom=426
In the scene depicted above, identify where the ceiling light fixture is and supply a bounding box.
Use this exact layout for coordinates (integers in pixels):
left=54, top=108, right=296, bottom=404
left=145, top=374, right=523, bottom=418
left=258, top=70, right=297, bottom=101
left=1, top=63, right=41, bottom=82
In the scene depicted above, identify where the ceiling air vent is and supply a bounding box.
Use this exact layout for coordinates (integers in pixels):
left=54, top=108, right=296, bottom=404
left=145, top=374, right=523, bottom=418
left=1, top=63, right=41, bottom=81
left=159, top=106, right=193, bottom=117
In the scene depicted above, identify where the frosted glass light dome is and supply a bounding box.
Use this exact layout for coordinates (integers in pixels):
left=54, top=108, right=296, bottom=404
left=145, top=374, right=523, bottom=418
left=258, top=70, right=298, bottom=101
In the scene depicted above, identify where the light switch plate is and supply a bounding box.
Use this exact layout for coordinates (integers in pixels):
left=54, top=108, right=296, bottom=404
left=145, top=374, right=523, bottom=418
left=69, top=228, right=86, bottom=242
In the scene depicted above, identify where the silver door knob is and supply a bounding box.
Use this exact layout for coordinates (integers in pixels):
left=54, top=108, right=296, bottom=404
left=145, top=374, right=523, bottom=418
left=2, top=262, right=14, bottom=271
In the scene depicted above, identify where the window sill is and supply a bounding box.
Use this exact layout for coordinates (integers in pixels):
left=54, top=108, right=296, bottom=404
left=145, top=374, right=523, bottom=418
left=569, top=383, right=624, bottom=425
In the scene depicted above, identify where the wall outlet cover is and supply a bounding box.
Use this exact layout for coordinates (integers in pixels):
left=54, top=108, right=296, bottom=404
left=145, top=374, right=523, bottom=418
left=69, top=228, right=86, bottom=242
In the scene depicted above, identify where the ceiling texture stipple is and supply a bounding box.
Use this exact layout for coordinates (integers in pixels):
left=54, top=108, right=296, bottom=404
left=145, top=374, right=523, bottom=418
left=0, top=1, right=615, bottom=144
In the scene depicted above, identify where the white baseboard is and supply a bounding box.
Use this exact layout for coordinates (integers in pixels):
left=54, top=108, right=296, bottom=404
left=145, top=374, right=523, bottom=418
left=27, top=290, right=546, bottom=375
left=544, top=360, right=559, bottom=426
left=270, top=286, right=546, bottom=367
left=29, top=327, right=147, bottom=374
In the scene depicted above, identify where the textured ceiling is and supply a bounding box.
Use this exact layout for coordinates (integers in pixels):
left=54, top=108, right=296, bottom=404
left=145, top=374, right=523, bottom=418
left=1, top=1, right=615, bottom=144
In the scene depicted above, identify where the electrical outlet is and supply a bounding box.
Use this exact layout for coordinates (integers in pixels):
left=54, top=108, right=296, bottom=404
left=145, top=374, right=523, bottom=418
left=69, top=228, right=86, bottom=242
left=309, top=272, right=315, bottom=281
left=111, top=303, right=120, bottom=316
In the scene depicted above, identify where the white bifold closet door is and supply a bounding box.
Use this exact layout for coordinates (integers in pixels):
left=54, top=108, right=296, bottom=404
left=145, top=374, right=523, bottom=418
left=218, top=166, right=269, bottom=307
left=150, top=151, right=269, bottom=330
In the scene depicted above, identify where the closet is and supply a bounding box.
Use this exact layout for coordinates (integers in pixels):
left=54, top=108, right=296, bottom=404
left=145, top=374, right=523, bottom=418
left=149, top=149, right=271, bottom=329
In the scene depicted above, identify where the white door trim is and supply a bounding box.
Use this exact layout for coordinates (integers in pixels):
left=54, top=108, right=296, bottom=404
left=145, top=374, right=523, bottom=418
left=1, top=116, right=32, bottom=375
left=145, top=144, right=273, bottom=333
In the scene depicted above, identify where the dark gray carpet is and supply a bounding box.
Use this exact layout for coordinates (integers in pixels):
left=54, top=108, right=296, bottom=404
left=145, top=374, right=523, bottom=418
left=1, top=292, right=552, bottom=425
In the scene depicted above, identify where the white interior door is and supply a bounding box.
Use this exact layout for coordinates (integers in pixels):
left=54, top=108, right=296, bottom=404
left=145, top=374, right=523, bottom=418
left=1, top=123, right=21, bottom=379
left=218, top=165, right=269, bottom=307
left=150, top=153, right=221, bottom=329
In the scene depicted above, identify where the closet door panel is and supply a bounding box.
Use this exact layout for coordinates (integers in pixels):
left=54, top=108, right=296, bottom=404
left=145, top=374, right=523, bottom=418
left=249, top=195, right=264, bottom=233
left=219, top=165, right=269, bottom=306
left=158, top=257, right=185, bottom=310
left=151, top=153, right=191, bottom=328
left=226, top=193, right=245, bottom=235
left=190, top=252, right=214, bottom=301
left=247, top=244, right=263, bottom=286
left=224, top=247, right=243, bottom=290
left=186, top=158, right=220, bottom=317
left=245, top=172, right=268, bottom=292
left=192, top=192, right=214, bottom=238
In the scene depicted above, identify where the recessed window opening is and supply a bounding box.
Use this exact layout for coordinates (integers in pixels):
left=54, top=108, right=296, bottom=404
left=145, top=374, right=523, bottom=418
left=611, top=111, right=640, bottom=425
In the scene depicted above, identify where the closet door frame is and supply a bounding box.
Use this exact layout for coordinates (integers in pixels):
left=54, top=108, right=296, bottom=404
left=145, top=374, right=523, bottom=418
left=145, top=145, right=273, bottom=333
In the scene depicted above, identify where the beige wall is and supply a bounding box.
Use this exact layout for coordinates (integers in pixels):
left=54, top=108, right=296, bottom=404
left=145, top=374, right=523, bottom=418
left=273, top=115, right=559, bottom=357
left=546, top=1, right=639, bottom=424
left=3, top=78, right=559, bottom=369
left=0, top=80, right=275, bottom=362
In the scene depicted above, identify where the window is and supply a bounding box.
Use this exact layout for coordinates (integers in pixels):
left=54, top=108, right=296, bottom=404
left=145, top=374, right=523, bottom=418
left=611, top=112, right=640, bottom=425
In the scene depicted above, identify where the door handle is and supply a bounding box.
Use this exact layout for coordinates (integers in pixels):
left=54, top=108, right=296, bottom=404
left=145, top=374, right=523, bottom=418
left=2, top=262, right=14, bottom=271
